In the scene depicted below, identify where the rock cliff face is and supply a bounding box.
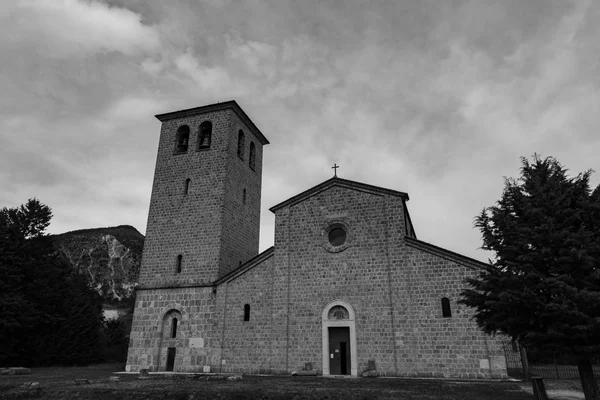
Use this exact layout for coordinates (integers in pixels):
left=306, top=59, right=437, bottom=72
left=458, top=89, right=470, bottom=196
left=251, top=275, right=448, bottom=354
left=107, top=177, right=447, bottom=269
left=52, top=225, right=144, bottom=307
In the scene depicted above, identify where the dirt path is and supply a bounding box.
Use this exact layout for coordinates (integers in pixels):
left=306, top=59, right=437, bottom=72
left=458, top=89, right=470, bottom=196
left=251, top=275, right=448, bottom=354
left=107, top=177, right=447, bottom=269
left=518, top=379, right=585, bottom=400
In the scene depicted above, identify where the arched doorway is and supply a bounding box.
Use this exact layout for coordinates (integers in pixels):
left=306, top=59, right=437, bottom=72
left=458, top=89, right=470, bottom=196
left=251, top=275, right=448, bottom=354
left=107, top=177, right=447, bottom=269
left=158, top=309, right=182, bottom=371
left=322, top=300, right=357, bottom=376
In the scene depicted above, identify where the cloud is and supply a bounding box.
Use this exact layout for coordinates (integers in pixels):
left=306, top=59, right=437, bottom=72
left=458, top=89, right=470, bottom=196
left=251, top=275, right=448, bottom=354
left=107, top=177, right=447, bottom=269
left=173, top=50, right=236, bottom=95
left=1, top=0, right=599, bottom=264
left=106, top=96, right=166, bottom=121
left=225, top=35, right=277, bottom=79
left=2, top=0, right=160, bottom=58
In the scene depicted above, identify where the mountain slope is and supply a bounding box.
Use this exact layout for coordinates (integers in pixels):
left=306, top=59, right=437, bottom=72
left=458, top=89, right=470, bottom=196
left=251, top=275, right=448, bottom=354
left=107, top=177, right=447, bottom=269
left=52, top=225, right=144, bottom=307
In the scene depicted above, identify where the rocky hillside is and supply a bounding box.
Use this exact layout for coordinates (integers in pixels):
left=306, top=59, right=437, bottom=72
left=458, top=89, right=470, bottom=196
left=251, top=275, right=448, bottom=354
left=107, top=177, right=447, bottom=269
left=52, top=225, right=144, bottom=307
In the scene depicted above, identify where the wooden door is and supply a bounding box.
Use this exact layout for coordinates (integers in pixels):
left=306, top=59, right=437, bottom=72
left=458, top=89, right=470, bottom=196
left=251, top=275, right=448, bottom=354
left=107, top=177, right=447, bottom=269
left=166, top=347, right=176, bottom=372
left=328, top=327, right=350, bottom=375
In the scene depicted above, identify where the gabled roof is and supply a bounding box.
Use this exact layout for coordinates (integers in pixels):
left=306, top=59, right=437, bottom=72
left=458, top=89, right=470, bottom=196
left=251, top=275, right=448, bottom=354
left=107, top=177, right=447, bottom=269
left=404, top=236, right=491, bottom=271
left=269, top=177, right=409, bottom=213
left=154, top=100, right=270, bottom=145
left=214, top=247, right=275, bottom=285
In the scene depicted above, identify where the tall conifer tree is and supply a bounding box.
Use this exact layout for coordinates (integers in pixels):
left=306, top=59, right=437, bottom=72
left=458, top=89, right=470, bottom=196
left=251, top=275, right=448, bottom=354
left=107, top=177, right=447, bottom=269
left=0, top=199, right=104, bottom=366
left=460, top=155, right=600, bottom=400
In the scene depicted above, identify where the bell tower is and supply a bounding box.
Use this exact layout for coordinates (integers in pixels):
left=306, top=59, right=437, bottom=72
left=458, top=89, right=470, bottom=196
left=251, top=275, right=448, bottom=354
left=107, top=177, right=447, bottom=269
left=138, top=101, right=269, bottom=288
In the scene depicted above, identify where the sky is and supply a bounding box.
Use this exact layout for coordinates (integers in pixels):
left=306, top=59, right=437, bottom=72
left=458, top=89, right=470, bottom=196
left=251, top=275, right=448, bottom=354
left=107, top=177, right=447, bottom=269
left=1, top=0, right=599, bottom=262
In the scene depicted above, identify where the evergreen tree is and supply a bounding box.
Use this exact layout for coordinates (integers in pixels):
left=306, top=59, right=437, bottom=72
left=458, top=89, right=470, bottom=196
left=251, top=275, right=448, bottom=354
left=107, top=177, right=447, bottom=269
left=459, top=155, right=600, bottom=400
left=0, top=199, right=104, bottom=367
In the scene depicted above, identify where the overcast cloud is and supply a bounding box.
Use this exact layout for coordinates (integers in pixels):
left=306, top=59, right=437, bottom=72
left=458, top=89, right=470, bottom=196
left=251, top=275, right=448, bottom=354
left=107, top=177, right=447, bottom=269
left=1, top=0, right=598, bottom=262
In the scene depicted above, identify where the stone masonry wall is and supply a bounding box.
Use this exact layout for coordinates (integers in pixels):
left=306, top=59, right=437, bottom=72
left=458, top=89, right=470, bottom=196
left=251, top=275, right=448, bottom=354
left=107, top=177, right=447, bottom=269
left=392, top=245, right=507, bottom=378
left=139, top=107, right=263, bottom=288
left=129, top=103, right=267, bottom=373
left=139, top=110, right=230, bottom=287
left=126, top=287, right=220, bottom=372
left=129, top=181, right=507, bottom=378
left=263, top=184, right=506, bottom=378
left=217, top=256, right=275, bottom=374
left=271, top=186, right=405, bottom=375
left=218, top=111, right=263, bottom=277
left=132, top=98, right=506, bottom=377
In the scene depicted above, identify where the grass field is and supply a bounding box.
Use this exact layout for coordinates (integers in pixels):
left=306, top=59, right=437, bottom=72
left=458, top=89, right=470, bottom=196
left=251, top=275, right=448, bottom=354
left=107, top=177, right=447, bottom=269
left=0, top=363, right=585, bottom=400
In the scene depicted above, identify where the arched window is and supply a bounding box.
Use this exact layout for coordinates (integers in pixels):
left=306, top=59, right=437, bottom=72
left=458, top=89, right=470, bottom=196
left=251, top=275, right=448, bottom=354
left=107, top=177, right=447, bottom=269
left=441, top=297, right=452, bottom=318
left=243, top=304, right=250, bottom=321
left=162, top=310, right=182, bottom=340
left=243, top=188, right=247, bottom=204
left=249, top=142, right=256, bottom=170
left=176, top=254, right=182, bottom=273
left=184, top=179, right=191, bottom=195
left=198, top=121, right=212, bottom=149
left=171, top=318, right=178, bottom=338
left=175, top=126, right=190, bottom=153
left=237, top=130, right=245, bottom=159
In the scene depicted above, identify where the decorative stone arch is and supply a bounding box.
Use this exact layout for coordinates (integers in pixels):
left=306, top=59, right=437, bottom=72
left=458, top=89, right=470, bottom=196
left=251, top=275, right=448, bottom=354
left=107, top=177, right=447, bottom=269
left=157, top=304, right=190, bottom=330
left=156, top=304, right=188, bottom=372
left=161, top=309, right=183, bottom=338
left=322, top=300, right=358, bottom=376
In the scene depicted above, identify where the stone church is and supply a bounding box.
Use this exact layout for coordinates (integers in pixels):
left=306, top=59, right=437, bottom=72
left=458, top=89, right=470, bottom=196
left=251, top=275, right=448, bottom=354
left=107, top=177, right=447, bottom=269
left=125, top=100, right=507, bottom=378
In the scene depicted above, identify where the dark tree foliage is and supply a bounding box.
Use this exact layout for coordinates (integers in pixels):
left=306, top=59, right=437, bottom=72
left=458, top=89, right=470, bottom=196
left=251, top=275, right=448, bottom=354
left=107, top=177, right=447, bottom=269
left=1, top=199, right=52, bottom=239
left=102, top=318, right=130, bottom=363
left=0, top=199, right=104, bottom=367
left=459, top=155, right=600, bottom=400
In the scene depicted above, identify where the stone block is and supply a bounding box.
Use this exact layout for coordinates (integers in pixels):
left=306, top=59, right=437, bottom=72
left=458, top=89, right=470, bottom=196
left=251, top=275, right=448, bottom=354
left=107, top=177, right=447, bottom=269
left=295, top=371, right=317, bottom=376
left=20, top=382, right=40, bottom=389
left=9, top=367, right=31, bottom=375
left=490, top=356, right=507, bottom=370
left=207, top=375, right=228, bottom=381
left=362, top=370, right=380, bottom=378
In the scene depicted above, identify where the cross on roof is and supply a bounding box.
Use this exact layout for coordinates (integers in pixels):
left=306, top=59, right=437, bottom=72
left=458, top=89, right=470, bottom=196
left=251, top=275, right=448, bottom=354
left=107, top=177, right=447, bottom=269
left=332, top=163, right=339, bottom=177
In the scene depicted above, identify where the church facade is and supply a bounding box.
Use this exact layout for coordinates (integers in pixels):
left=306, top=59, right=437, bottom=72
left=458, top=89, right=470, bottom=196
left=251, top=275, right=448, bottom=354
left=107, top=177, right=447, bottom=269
left=125, top=101, right=508, bottom=378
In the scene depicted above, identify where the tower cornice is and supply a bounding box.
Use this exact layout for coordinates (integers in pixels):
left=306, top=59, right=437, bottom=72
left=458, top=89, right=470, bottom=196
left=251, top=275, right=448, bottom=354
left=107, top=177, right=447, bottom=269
left=155, top=100, right=270, bottom=145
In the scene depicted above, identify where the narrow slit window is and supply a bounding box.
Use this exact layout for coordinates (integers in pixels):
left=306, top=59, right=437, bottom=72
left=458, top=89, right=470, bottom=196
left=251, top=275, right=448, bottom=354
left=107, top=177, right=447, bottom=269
left=175, top=126, right=190, bottom=153
left=243, top=189, right=247, bottom=204
left=249, top=142, right=256, bottom=170
left=184, top=178, right=191, bottom=195
left=176, top=254, right=182, bottom=273
left=198, top=121, right=212, bottom=149
left=243, top=304, right=250, bottom=321
left=171, top=318, right=178, bottom=338
left=237, top=130, right=245, bottom=159
left=441, top=297, right=452, bottom=318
